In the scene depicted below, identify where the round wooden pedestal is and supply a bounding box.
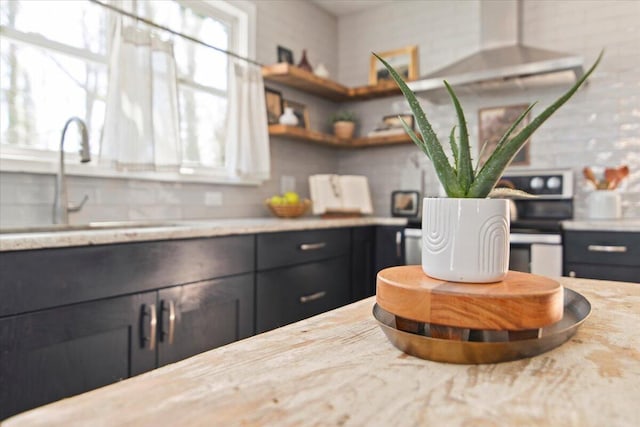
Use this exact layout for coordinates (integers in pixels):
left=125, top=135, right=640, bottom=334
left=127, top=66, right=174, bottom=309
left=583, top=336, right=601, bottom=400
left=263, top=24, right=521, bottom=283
left=376, top=266, right=564, bottom=331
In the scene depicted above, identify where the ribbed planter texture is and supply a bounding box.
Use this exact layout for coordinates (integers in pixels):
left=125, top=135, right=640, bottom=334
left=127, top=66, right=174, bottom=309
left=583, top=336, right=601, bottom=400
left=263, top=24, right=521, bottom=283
left=422, top=197, right=510, bottom=283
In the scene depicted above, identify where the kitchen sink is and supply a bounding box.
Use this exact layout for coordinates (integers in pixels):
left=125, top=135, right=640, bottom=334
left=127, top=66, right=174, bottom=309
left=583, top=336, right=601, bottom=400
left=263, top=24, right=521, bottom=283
left=0, top=221, right=182, bottom=234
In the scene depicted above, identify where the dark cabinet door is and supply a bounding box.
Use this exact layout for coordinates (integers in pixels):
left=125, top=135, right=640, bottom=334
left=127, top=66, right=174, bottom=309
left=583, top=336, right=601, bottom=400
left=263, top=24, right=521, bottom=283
left=351, top=227, right=375, bottom=301
left=0, top=292, right=156, bottom=420
left=375, top=225, right=405, bottom=274
left=256, top=257, right=351, bottom=333
left=157, top=273, right=254, bottom=367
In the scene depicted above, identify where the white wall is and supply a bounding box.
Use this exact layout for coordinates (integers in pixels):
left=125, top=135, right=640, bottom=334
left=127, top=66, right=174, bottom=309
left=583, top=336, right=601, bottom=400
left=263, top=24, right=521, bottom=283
left=336, top=0, right=640, bottom=218
left=1, top=0, right=638, bottom=227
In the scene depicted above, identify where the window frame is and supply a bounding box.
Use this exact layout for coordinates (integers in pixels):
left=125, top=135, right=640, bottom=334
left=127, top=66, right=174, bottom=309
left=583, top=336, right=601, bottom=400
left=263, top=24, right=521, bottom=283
left=0, top=0, right=259, bottom=185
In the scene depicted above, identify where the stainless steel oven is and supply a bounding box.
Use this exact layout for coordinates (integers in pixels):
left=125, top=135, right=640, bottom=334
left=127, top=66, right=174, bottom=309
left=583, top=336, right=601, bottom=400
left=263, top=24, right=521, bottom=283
left=404, top=169, right=574, bottom=277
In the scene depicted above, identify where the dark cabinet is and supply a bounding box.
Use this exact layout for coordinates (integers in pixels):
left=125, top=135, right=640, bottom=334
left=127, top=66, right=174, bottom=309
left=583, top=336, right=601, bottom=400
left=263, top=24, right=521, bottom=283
left=0, top=292, right=156, bottom=419
left=0, top=235, right=255, bottom=419
left=375, top=225, right=405, bottom=273
left=563, top=230, right=640, bottom=283
left=256, top=257, right=350, bottom=333
left=351, top=226, right=375, bottom=301
left=157, top=274, right=254, bottom=366
left=255, top=228, right=352, bottom=333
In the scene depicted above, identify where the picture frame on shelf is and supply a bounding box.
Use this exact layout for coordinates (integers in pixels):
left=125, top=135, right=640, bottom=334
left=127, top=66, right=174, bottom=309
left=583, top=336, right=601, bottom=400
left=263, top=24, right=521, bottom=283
left=283, top=100, right=310, bottom=129
left=383, top=114, right=415, bottom=130
left=368, top=114, right=414, bottom=137
left=277, top=45, right=294, bottom=64
left=369, top=45, right=418, bottom=85
left=478, top=104, right=531, bottom=167
left=265, top=88, right=283, bottom=125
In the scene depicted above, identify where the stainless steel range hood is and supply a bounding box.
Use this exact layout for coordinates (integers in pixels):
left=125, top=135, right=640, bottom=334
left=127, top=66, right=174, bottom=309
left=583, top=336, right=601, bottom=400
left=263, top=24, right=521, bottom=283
left=408, top=0, right=584, bottom=99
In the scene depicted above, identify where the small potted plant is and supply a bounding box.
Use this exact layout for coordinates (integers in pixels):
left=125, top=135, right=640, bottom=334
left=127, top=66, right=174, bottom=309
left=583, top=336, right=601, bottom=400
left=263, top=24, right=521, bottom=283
left=375, top=51, right=603, bottom=283
left=330, top=110, right=357, bottom=139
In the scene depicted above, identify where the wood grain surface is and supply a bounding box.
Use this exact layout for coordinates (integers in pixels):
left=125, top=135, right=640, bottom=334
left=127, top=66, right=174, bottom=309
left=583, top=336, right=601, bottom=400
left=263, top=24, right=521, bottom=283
left=4, top=277, right=640, bottom=427
left=376, top=266, right=564, bottom=330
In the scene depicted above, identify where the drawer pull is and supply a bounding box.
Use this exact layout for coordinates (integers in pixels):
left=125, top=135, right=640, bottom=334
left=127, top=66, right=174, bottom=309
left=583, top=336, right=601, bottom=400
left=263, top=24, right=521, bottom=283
left=300, top=291, right=327, bottom=303
left=396, top=231, right=402, bottom=258
left=588, top=244, right=627, bottom=253
left=299, top=242, right=326, bottom=251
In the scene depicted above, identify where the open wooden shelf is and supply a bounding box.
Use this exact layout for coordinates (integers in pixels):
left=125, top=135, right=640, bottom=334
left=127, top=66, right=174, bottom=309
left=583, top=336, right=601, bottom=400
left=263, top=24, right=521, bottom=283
left=262, top=63, right=402, bottom=102
left=268, top=125, right=413, bottom=148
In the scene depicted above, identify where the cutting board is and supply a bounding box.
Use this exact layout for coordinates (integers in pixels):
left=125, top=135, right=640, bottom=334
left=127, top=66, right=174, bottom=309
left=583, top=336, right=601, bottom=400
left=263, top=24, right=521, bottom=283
left=376, top=266, right=563, bottom=331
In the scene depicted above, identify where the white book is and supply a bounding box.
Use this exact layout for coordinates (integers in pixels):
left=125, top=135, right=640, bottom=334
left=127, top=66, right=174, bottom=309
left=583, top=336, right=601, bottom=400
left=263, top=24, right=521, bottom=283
left=308, top=174, right=373, bottom=215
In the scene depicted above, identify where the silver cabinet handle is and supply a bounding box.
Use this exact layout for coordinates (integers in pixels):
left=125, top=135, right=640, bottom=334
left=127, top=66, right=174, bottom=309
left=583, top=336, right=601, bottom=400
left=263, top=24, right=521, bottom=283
left=588, top=244, right=627, bottom=253
left=162, top=300, right=176, bottom=345
left=300, top=291, right=326, bottom=303
left=141, top=304, right=157, bottom=350
left=396, top=231, right=402, bottom=258
left=299, top=242, right=326, bottom=251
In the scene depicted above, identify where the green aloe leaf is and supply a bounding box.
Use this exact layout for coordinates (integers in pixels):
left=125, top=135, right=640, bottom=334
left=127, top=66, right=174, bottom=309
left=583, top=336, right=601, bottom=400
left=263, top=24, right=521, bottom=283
left=449, top=125, right=458, bottom=169
left=444, top=81, right=473, bottom=194
left=468, top=50, right=604, bottom=198
left=400, top=117, right=429, bottom=159
left=374, top=53, right=464, bottom=197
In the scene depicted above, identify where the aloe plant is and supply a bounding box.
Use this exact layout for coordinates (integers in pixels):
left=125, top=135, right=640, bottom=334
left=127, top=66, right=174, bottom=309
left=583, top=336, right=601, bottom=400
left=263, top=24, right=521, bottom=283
left=374, top=51, right=603, bottom=198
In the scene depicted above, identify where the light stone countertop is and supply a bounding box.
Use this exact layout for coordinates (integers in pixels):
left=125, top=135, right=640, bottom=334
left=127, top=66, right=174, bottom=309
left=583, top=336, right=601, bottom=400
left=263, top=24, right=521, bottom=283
left=0, top=217, right=407, bottom=252
left=4, top=276, right=639, bottom=427
left=562, top=218, right=640, bottom=232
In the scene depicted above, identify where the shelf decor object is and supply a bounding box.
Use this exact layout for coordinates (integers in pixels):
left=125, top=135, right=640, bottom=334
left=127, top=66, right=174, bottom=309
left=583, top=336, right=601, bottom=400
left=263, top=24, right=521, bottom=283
left=374, top=50, right=603, bottom=283
left=374, top=266, right=591, bottom=364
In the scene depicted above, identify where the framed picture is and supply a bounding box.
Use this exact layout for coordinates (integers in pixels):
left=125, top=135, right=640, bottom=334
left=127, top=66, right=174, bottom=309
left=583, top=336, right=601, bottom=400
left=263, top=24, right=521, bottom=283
left=283, top=100, right=310, bottom=129
left=264, top=88, right=283, bottom=125
left=383, top=114, right=414, bottom=130
left=370, top=45, right=418, bottom=85
left=391, top=190, right=420, bottom=217
left=277, top=45, right=294, bottom=64
left=478, top=104, right=531, bottom=167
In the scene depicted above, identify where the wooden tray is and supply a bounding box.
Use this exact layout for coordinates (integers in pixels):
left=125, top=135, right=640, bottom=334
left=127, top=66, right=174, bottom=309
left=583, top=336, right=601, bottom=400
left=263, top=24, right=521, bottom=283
left=376, top=266, right=563, bottom=331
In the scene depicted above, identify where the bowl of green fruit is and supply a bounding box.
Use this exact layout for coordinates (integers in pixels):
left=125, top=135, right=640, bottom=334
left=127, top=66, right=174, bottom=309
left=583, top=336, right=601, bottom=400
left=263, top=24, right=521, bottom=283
left=265, top=192, right=311, bottom=218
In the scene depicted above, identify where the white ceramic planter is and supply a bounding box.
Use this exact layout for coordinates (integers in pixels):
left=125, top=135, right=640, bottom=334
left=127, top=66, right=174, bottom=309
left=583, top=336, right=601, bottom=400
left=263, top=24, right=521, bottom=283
left=422, top=197, right=510, bottom=283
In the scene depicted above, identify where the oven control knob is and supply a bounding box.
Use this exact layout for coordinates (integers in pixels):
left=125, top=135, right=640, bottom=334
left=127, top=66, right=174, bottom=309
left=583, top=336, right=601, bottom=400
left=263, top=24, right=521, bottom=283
left=530, top=177, right=544, bottom=190
left=547, top=176, right=561, bottom=190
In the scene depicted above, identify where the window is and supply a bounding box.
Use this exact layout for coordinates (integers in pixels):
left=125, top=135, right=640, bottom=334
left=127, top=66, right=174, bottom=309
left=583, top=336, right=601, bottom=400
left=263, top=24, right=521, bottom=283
left=0, top=0, right=252, bottom=181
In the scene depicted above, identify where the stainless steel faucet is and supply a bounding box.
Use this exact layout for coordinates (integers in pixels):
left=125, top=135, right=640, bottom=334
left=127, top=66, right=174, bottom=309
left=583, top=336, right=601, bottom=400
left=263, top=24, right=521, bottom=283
left=53, top=117, right=91, bottom=224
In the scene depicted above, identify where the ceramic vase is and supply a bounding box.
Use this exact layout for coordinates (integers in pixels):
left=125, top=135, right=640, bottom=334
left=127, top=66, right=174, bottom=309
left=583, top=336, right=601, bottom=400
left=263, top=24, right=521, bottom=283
left=586, top=190, right=621, bottom=219
left=313, top=63, right=329, bottom=79
left=422, top=197, right=510, bottom=283
left=297, top=49, right=313, bottom=72
left=333, top=121, right=355, bottom=139
left=279, top=107, right=299, bottom=126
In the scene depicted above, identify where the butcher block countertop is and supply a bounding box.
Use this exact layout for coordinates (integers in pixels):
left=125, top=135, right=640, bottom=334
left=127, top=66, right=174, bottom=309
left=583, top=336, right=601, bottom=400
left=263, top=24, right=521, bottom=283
left=4, top=277, right=640, bottom=427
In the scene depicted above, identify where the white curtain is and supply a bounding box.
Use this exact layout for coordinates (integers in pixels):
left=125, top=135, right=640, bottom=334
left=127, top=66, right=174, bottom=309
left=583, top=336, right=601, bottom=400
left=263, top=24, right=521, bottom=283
left=225, top=57, right=270, bottom=180
left=100, top=21, right=181, bottom=171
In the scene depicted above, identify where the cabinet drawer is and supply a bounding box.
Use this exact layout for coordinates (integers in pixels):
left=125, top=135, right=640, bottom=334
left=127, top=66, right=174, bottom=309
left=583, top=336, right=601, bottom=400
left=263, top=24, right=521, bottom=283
left=0, top=235, right=254, bottom=317
left=257, top=228, right=350, bottom=270
left=564, top=231, right=639, bottom=266
left=256, top=257, right=350, bottom=333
